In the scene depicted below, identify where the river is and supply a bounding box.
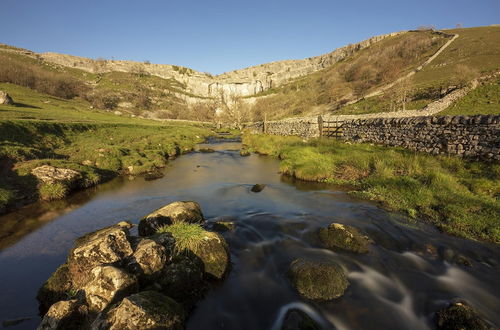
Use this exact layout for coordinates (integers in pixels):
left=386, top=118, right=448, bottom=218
left=0, top=140, right=499, bottom=329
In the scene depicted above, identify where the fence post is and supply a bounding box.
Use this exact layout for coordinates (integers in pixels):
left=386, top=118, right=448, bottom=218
left=263, top=114, right=268, bottom=134
left=318, top=115, right=323, bottom=138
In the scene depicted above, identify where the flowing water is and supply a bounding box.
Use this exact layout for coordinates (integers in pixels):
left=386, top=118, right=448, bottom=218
left=0, top=141, right=499, bottom=329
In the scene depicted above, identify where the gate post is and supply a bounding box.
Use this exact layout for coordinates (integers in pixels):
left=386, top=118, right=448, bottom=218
left=318, top=115, right=323, bottom=138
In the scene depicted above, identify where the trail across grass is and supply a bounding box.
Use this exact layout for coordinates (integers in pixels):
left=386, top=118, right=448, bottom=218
left=243, top=134, right=500, bottom=244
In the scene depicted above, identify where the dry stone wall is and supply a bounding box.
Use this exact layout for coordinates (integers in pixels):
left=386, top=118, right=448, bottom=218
left=248, top=115, right=500, bottom=160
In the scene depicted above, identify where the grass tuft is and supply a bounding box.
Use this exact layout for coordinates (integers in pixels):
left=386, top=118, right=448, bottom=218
left=39, top=182, right=69, bottom=201
left=157, top=222, right=208, bottom=255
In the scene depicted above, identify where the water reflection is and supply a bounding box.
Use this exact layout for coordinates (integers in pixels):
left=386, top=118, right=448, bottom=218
left=0, top=143, right=498, bottom=330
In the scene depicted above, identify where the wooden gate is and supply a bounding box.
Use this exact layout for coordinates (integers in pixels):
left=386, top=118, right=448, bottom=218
left=318, top=116, right=344, bottom=139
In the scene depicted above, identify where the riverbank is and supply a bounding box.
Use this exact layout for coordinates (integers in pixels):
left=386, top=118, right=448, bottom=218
left=242, top=134, right=500, bottom=244
left=0, top=120, right=214, bottom=214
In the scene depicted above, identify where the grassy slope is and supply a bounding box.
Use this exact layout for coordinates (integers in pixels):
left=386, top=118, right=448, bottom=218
left=243, top=134, right=500, bottom=244
left=0, top=82, right=214, bottom=213
left=338, top=26, right=500, bottom=116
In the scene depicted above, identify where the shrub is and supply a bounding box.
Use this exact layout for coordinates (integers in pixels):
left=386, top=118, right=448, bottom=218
left=0, top=53, right=88, bottom=99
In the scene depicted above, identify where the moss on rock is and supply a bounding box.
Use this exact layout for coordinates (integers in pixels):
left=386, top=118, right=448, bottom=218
left=435, top=301, right=491, bottom=330
left=318, top=223, right=372, bottom=253
left=288, top=258, right=349, bottom=301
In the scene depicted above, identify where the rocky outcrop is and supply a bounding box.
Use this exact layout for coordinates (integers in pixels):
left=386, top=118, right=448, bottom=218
left=37, top=32, right=401, bottom=98
left=288, top=258, right=349, bottom=301
left=0, top=90, right=13, bottom=105
left=37, top=201, right=230, bottom=329
left=318, top=223, right=372, bottom=253
left=138, top=201, right=205, bottom=236
left=31, top=165, right=81, bottom=186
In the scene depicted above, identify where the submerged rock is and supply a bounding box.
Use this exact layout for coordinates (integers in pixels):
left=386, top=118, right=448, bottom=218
left=138, top=201, right=205, bottom=236
left=144, top=171, right=164, bottom=181
left=435, top=301, right=491, bottom=330
left=251, top=184, right=266, bottom=193
left=83, top=265, right=138, bottom=313
left=213, top=220, right=236, bottom=232
left=37, top=299, right=88, bottom=330
left=199, top=148, right=215, bottom=153
left=318, top=223, right=372, bottom=253
left=281, top=308, right=321, bottom=330
left=31, top=165, right=81, bottom=186
left=92, top=291, right=185, bottom=330
left=240, top=149, right=251, bottom=157
left=288, top=258, right=349, bottom=301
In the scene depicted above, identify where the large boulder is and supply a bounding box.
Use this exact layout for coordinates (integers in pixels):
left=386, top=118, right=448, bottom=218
left=37, top=264, right=74, bottom=313
left=158, top=254, right=207, bottom=308
left=138, top=201, right=204, bottom=236
left=68, top=222, right=134, bottom=275
left=281, top=308, right=321, bottom=330
left=288, top=258, right=349, bottom=301
left=37, top=222, right=134, bottom=312
left=126, top=238, right=170, bottom=280
left=83, top=265, right=138, bottom=313
left=435, top=301, right=491, bottom=330
left=318, top=223, right=372, bottom=253
left=37, top=299, right=88, bottom=330
left=191, top=231, right=229, bottom=279
left=31, top=165, right=81, bottom=186
left=0, top=90, right=13, bottom=105
left=92, top=291, right=185, bottom=330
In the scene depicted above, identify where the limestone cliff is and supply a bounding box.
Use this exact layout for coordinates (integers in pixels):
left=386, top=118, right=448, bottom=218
left=38, top=32, right=402, bottom=98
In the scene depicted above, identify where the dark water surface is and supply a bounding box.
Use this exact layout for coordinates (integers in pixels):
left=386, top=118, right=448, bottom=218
left=0, top=141, right=499, bottom=329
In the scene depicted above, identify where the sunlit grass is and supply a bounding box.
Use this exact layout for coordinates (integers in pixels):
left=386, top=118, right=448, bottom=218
left=244, top=134, right=500, bottom=243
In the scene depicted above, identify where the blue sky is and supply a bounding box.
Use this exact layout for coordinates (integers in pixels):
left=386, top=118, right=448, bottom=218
left=1, top=0, right=499, bottom=74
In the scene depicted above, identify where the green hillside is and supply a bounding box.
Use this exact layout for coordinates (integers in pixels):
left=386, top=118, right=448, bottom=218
left=250, top=26, right=500, bottom=119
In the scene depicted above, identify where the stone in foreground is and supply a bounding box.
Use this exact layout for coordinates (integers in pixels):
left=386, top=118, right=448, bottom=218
left=126, top=238, right=170, bottom=280
left=92, top=291, right=185, bottom=330
left=435, top=301, right=491, bottom=330
left=139, top=201, right=205, bottom=236
left=37, top=299, right=88, bottom=330
left=288, top=258, right=349, bottom=301
left=193, top=231, right=229, bottom=279
left=83, top=265, right=138, bottom=312
left=318, top=223, right=371, bottom=253
left=69, top=222, right=134, bottom=272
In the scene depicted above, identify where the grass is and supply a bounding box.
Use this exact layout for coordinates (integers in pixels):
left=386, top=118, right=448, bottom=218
left=0, top=117, right=214, bottom=213
left=243, top=134, right=500, bottom=244
left=440, top=75, right=500, bottom=116
left=39, top=182, right=68, bottom=201
left=157, top=222, right=207, bottom=255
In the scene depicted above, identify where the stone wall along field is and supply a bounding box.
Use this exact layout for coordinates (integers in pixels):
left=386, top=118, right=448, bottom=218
left=247, top=115, right=500, bottom=160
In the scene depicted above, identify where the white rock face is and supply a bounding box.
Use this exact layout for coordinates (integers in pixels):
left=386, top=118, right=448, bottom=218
left=37, top=32, right=402, bottom=98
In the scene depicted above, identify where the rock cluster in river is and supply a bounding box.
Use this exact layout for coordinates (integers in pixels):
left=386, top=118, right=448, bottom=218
left=37, top=201, right=229, bottom=329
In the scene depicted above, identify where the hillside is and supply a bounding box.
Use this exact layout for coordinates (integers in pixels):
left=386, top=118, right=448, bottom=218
left=253, top=26, right=500, bottom=120
left=1, top=26, right=499, bottom=124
